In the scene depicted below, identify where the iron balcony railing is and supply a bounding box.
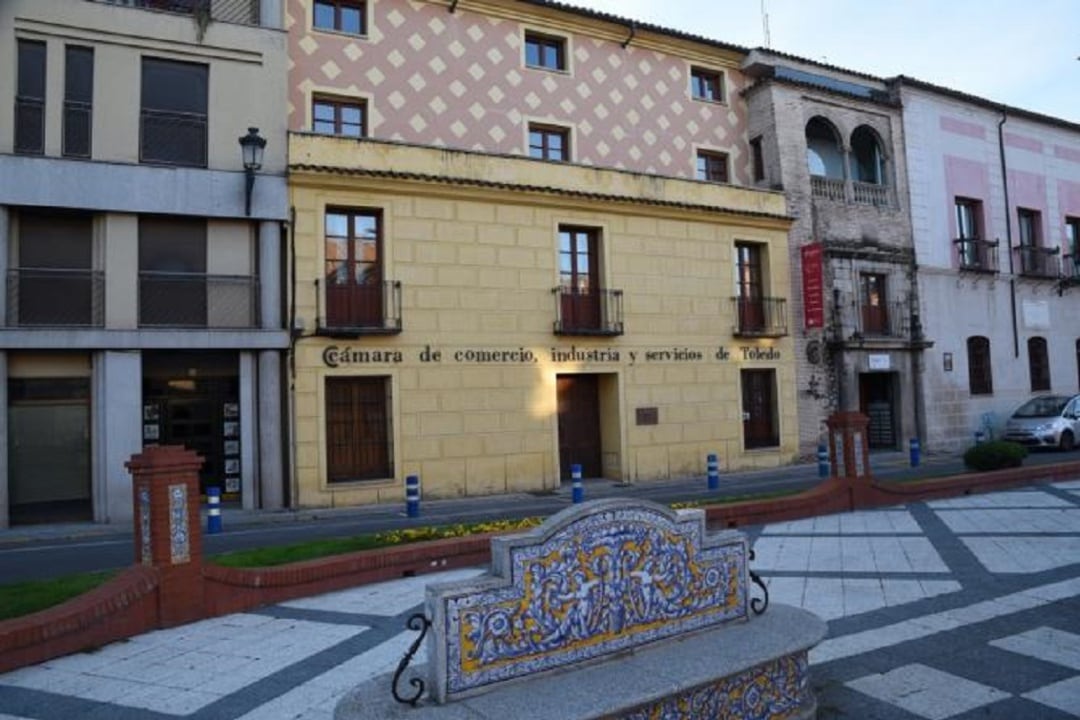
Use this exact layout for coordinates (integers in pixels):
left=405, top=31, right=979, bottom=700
left=1014, top=245, right=1060, bottom=279
left=833, top=293, right=912, bottom=341
left=1062, top=253, right=1080, bottom=287
left=7, top=268, right=105, bottom=327
left=89, top=0, right=262, bottom=25
left=317, top=280, right=403, bottom=335
left=731, top=296, right=788, bottom=338
left=552, top=287, right=624, bottom=336
left=139, top=271, right=258, bottom=327
left=14, top=96, right=44, bottom=155
left=63, top=100, right=92, bottom=158
left=954, top=238, right=1000, bottom=273
left=140, top=109, right=207, bottom=167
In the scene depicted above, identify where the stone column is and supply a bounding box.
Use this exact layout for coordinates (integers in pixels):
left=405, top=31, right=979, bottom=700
left=126, top=445, right=204, bottom=627
left=0, top=351, right=7, bottom=530
left=259, top=220, right=280, bottom=330
left=258, top=350, right=284, bottom=509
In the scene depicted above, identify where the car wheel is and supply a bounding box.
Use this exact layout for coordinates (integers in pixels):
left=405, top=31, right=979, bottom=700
left=1061, top=430, right=1076, bottom=452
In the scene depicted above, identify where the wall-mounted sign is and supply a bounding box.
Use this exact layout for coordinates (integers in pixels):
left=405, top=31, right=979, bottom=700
left=801, top=243, right=825, bottom=329
left=868, top=354, right=891, bottom=371
left=635, top=407, right=659, bottom=426
left=943, top=352, right=953, bottom=372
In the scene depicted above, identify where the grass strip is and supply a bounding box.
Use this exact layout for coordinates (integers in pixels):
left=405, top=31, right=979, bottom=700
left=0, top=571, right=117, bottom=622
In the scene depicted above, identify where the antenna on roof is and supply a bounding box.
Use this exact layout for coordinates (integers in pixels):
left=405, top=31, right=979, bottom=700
left=761, top=0, right=772, bottom=48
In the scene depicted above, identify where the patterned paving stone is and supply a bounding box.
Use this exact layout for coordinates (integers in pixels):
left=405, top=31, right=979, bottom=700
left=845, top=663, right=1011, bottom=719
left=1023, top=676, right=1080, bottom=717
left=990, top=627, right=1080, bottom=671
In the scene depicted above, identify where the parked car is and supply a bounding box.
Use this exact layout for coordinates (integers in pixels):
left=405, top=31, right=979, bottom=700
left=1002, top=394, right=1080, bottom=450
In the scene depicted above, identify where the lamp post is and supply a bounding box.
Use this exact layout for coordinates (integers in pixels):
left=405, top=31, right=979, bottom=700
left=238, top=127, right=266, bottom=216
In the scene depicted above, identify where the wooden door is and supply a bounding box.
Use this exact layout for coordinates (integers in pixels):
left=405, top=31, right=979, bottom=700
left=559, top=227, right=600, bottom=331
left=735, top=243, right=765, bottom=333
left=326, top=376, right=390, bottom=481
left=861, top=273, right=889, bottom=335
left=557, top=374, right=602, bottom=479
left=325, top=209, right=382, bottom=328
left=741, top=369, right=778, bottom=449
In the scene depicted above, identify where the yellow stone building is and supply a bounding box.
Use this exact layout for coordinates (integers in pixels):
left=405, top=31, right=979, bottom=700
left=288, top=136, right=794, bottom=507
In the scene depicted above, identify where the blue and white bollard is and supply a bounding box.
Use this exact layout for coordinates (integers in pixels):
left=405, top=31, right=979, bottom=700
left=405, top=475, right=421, bottom=518
left=909, top=438, right=921, bottom=468
left=817, top=443, right=830, bottom=478
left=206, top=486, right=222, bottom=535
left=707, top=453, right=720, bottom=491
left=974, top=431, right=986, bottom=446
left=571, top=464, right=584, bottom=504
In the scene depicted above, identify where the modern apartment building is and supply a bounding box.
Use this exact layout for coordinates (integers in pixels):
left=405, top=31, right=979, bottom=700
left=741, top=50, right=927, bottom=456
left=896, top=77, right=1080, bottom=450
left=0, top=0, right=289, bottom=526
left=285, top=0, right=798, bottom=508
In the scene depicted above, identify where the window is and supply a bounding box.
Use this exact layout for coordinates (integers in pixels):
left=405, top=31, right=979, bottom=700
left=955, top=198, right=985, bottom=269
left=750, top=136, right=765, bottom=182
left=313, top=96, right=366, bottom=137
left=524, top=32, right=566, bottom=71
left=805, top=117, right=844, bottom=181
left=967, top=336, right=992, bottom=395
left=1066, top=217, right=1080, bottom=278
left=314, top=0, right=366, bottom=35
left=326, top=376, right=392, bottom=482
left=696, top=150, right=729, bottom=183
left=849, top=126, right=885, bottom=185
left=324, top=208, right=383, bottom=329
left=735, top=242, right=765, bottom=334
left=140, top=58, right=208, bottom=167
left=13, top=211, right=98, bottom=326
left=1028, top=336, right=1051, bottom=392
left=139, top=217, right=207, bottom=326
left=529, top=124, right=569, bottom=162
left=64, top=46, right=93, bottom=158
left=557, top=226, right=600, bottom=331
left=741, top=369, right=779, bottom=449
left=860, top=273, right=889, bottom=335
left=690, top=67, right=724, bottom=103
left=15, top=40, right=46, bottom=155
left=1017, top=208, right=1040, bottom=247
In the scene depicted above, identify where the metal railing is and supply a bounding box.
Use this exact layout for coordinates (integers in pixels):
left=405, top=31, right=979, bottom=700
left=7, top=269, right=105, bottom=327
left=832, top=293, right=912, bottom=341
left=1061, top=253, right=1080, bottom=286
left=140, top=109, right=207, bottom=167
left=14, top=96, right=44, bottom=155
left=1013, top=245, right=1060, bottom=279
left=89, top=0, right=261, bottom=25
left=954, top=238, right=1000, bottom=273
left=731, top=296, right=788, bottom=337
left=810, top=175, right=845, bottom=202
left=318, top=280, right=403, bottom=334
left=852, top=181, right=889, bottom=207
left=552, top=287, right=624, bottom=336
left=139, top=272, right=258, bottom=327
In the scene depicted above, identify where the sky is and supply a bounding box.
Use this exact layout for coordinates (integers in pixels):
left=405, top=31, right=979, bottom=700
left=567, top=0, right=1080, bottom=123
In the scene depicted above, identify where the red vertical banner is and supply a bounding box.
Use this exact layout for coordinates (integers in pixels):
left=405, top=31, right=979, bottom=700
left=801, top=243, right=825, bottom=329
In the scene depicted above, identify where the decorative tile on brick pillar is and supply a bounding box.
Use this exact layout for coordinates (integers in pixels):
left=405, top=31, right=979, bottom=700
left=827, top=411, right=873, bottom=509
left=126, top=445, right=205, bottom=627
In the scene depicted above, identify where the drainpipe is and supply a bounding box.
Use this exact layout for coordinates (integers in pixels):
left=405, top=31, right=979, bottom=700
left=998, top=111, right=1019, bottom=358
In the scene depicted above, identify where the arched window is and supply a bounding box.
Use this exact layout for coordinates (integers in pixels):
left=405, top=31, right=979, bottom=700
left=967, top=336, right=992, bottom=395
left=850, top=125, right=885, bottom=185
left=805, top=117, right=844, bottom=179
left=1028, top=337, right=1051, bottom=392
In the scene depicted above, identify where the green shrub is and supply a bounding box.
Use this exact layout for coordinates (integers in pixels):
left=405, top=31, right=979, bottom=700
left=963, top=440, right=1028, bottom=471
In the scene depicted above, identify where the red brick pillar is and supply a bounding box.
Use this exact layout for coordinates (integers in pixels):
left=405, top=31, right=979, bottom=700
left=127, top=445, right=205, bottom=627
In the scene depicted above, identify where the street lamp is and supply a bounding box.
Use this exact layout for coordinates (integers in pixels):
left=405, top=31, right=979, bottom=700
left=238, top=127, right=266, bottom=216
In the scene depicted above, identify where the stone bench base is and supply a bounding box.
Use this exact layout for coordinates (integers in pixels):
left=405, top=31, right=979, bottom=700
left=335, top=603, right=825, bottom=720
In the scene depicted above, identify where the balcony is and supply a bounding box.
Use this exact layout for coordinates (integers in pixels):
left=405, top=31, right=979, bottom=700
left=1061, top=253, right=1080, bottom=290
left=552, top=287, right=624, bottom=336
left=731, top=296, right=788, bottom=338
left=810, top=176, right=845, bottom=202
left=317, top=280, right=402, bottom=336
left=140, top=109, right=207, bottom=167
left=89, top=0, right=262, bottom=25
left=7, top=269, right=104, bottom=327
left=852, top=181, right=889, bottom=207
left=139, top=272, right=258, bottom=327
left=810, top=175, right=893, bottom=208
left=954, top=238, right=1000, bottom=273
left=832, top=293, right=913, bottom=343
left=1014, top=245, right=1060, bottom=280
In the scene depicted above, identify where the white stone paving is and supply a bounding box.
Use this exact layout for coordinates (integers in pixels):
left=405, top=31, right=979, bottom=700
left=934, top=507, right=1080, bottom=533
left=962, top=536, right=1080, bottom=574
left=990, top=627, right=1080, bottom=671
left=751, top=534, right=948, bottom=573
left=846, top=664, right=1011, bottom=719
left=760, top=510, right=922, bottom=535
left=768, top=576, right=961, bottom=620
left=279, top=567, right=485, bottom=615
left=928, top=490, right=1074, bottom=509
left=1023, top=676, right=1080, bottom=717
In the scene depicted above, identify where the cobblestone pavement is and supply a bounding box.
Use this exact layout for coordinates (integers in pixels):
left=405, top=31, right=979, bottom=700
left=1, top=481, right=1078, bottom=719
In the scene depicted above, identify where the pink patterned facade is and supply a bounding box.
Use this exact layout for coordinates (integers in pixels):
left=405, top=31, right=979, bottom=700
left=286, top=0, right=752, bottom=182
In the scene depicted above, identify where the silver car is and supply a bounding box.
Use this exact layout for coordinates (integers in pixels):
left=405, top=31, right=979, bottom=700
left=1002, top=394, right=1080, bottom=450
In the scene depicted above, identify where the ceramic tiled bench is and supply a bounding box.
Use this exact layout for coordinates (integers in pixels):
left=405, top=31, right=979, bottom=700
left=336, top=499, right=825, bottom=720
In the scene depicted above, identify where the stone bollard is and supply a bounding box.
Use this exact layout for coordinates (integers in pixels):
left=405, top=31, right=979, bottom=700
left=126, top=445, right=205, bottom=628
